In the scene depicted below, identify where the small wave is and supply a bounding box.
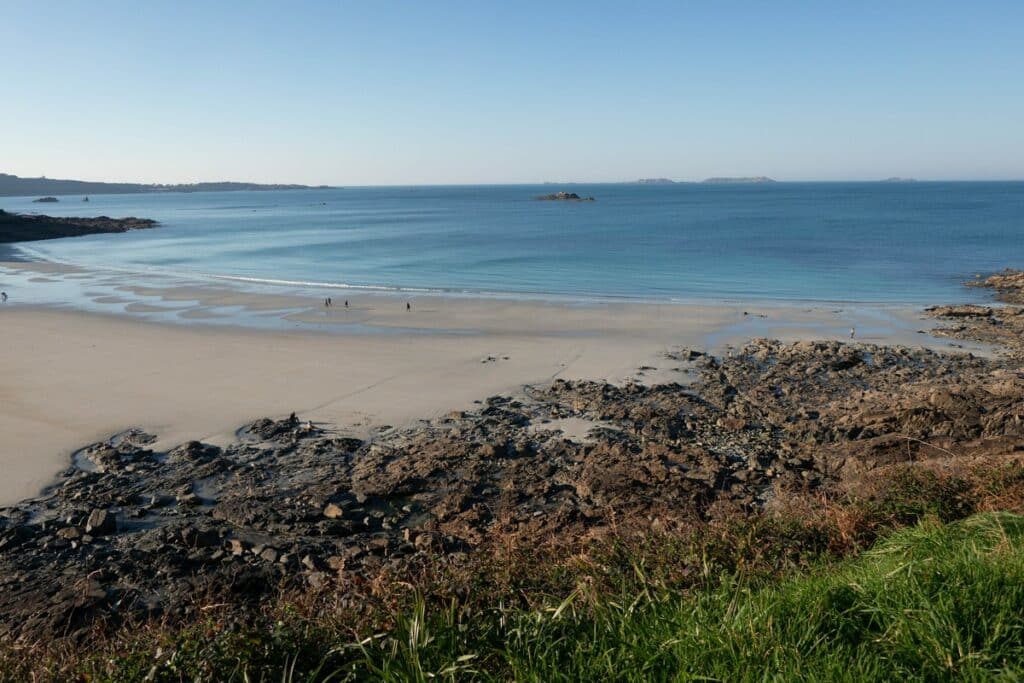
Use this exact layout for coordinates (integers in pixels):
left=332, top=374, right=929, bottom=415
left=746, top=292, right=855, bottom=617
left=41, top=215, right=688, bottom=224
left=204, top=273, right=440, bottom=293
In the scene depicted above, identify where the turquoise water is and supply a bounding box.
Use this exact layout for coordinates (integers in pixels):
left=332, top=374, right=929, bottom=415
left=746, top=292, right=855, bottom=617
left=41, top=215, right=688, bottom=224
left=4, top=182, right=1023, bottom=304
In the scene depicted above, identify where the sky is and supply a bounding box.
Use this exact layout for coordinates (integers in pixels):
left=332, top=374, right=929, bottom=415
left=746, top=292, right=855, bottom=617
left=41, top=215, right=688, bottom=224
left=2, top=1, right=1023, bottom=185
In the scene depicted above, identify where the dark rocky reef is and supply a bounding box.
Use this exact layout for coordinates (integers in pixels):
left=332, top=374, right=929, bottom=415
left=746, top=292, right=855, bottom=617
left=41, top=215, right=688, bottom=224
left=969, top=269, right=1024, bottom=305
left=32, top=196, right=59, bottom=203
left=0, top=209, right=158, bottom=243
left=536, top=191, right=595, bottom=201
left=927, top=270, right=1024, bottom=357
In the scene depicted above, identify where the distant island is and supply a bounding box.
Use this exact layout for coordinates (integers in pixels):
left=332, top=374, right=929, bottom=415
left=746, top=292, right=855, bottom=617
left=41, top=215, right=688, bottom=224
left=0, top=209, right=158, bottom=243
left=631, top=178, right=676, bottom=185
left=536, top=191, right=595, bottom=202
left=702, top=176, right=776, bottom=184
left=32, top=196, right=59, bottom=203
left=881, top=177, right=917, bottom=183
left=0, top=172, right=332, bottom=198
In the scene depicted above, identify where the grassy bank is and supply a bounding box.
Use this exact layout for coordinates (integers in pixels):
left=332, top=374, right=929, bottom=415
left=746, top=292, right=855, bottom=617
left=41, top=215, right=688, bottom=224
left=6, top=462, right=1024, bottom=681
left=377, top=512, right=1024, bottom=681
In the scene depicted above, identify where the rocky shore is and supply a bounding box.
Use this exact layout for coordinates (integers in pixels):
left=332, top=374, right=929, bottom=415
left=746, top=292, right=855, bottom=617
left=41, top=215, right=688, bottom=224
left=0, top=272, right=1022, bottom=642
left=926, top=270, right=1024, bottom=358
left=0, top=209, right=157, bottom=243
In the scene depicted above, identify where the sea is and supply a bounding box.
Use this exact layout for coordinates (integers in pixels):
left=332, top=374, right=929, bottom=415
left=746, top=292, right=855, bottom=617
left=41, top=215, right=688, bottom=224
left=3, top=182, right=1023, bottom=305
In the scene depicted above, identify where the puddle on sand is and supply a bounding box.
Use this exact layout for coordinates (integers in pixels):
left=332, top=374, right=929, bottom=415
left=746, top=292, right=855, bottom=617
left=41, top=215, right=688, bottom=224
left=191, top=475, right=221, bottom=506
left=70, top=428, right=158, bottom=473
left=528, top=417, right=621, bottom=444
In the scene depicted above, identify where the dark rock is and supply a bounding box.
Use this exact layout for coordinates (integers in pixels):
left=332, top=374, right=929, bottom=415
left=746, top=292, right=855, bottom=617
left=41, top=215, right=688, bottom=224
left=0, top=209, right=157, bottom=243
left=181, top=526, right=221, bottom=549
left=535, top=191, right=595, bottom=202
left=85, top=509, right=116, bottom=536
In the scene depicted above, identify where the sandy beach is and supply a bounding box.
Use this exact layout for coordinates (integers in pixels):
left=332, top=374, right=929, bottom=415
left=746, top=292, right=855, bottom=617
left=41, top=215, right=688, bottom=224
left=0, top=263, right=985, bottom=507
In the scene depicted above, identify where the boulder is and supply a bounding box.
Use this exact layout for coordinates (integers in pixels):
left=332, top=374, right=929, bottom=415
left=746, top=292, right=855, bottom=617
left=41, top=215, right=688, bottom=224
left=85, top=509, right=116, bottom=536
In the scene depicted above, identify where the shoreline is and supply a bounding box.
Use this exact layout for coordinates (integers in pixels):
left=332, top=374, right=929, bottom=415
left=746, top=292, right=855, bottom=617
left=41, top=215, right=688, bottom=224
left=0, top=256, right=1006, bottom=509
left=0, top=285, right=993, bottom=508
left=0, top=254, right=994, bottom=330
left=0, top=266, right=1019, bottom=644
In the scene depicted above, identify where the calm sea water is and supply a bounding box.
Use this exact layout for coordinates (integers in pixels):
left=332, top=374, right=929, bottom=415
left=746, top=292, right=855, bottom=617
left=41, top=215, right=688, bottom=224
left=5, top=182, right=1023, bottom=304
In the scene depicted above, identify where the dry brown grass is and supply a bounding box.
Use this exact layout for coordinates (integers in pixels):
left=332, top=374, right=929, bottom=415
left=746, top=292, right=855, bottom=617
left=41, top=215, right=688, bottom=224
left=5, top=458, right=1024, bottom=681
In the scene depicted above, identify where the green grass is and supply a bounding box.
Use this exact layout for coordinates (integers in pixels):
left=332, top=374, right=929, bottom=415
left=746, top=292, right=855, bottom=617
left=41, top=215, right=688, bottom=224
left=344, top=512, right=1024, bottom=682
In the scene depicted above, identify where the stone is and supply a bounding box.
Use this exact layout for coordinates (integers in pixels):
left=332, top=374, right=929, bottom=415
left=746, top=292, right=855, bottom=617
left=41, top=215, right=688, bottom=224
left=177, top=493, right=200, bottom=507
left=716, top=417, right=747, bottom=431
left=85, top=509, right=116, bottom=535
left=181, top=526, right=220, bottom=548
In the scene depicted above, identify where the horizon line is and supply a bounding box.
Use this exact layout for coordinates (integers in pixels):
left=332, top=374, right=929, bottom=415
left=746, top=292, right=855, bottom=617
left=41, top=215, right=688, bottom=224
left=4, top=171, right=1024, bottom=190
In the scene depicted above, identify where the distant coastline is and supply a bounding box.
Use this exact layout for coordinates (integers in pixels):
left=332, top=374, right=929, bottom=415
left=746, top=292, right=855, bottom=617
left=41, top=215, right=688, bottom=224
left=701, top=176, right=775, bottom=184
left=0, top=172, right=332, bottom=198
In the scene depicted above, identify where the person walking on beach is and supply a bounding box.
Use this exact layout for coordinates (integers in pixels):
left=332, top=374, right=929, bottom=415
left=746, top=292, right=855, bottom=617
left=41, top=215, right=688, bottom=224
left=406, top=302, right=411, bottom=311
left=850, top=326, right=856, bottom=339
left=344, top=300, right=348, bottom=308
left=1, top=292, right=6, bottom=303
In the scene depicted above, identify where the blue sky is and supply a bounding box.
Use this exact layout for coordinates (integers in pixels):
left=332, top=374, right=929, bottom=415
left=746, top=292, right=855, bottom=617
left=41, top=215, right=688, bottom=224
left=3, top=1, right=1023, bottom=184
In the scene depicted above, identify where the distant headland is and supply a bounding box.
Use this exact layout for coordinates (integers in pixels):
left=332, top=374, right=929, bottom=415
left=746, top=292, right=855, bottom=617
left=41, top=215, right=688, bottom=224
left=701, top=176, right=776, bottom=184
left=631, top=178, right=676, bottom=185
left=0, top=172, right=332, bottom=198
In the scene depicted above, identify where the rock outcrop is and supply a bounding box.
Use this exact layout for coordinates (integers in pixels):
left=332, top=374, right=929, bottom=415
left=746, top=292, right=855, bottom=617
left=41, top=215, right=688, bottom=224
left=536, top=191, right=595, bottom=201
left=927, top=270, right=1024, bottom=356
left=969, top=269, right=1024, bottom=305
left=0, top=209, right=157, bottom=243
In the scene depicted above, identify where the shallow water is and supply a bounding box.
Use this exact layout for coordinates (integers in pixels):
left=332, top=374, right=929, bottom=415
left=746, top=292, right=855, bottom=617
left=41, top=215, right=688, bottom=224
left=4, top=182, right=1022, bottom=305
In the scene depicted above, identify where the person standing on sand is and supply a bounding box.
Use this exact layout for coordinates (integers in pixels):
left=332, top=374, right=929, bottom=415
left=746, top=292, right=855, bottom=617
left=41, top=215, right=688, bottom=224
left=344, top=300, right=348, bottom=308
left=406, top=302, right=411, bottom=311
left=1, top=292, right=6, bottom=302
left=850, top=326, right=856, bottom=339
